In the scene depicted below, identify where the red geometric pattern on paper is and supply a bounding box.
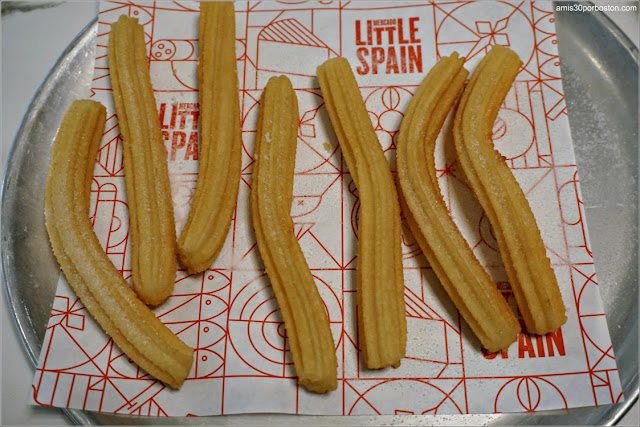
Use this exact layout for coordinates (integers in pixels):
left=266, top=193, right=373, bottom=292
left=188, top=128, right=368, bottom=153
left=494, top=376, right=568, bottom=412
left=50, top=296, right=86, bottom=331
left=31, top=0, right=620, bottom=417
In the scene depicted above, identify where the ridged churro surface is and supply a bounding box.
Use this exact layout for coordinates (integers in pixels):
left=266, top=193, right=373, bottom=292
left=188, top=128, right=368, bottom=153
left=397, top=53, right=520, bottom=352
left=109, top=15, right=177, bottom=305
left=178, top=1, right=242, bottom=274
left=317, top=57, right=406, bottom=369
left=252, top=76, right=337, bottom=393
left=453, top=45, right=567, bottom=335
left=44, top=100, right=194, bottom=389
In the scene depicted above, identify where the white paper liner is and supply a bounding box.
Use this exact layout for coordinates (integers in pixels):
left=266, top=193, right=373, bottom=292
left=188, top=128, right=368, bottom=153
left=30, top=0, right=622, bottom=417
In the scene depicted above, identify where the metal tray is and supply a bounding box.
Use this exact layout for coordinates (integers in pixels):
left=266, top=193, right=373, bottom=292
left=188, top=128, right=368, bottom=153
left=2, top=3, right=637, bottom=425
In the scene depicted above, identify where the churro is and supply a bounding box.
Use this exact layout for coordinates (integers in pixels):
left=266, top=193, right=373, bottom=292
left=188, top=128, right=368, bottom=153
left=397, top=53, right=520, bottom=352
left=453, top=45, right=567, bottom=335
left=177, top=1, right=242, bottom=274
left=317, top=58, right=406, bottom=369
left=44, top=100, right=194, bottom=389
left=252, top=76, right=337, bottom=393
left=109, top=15, right=177, bottom=305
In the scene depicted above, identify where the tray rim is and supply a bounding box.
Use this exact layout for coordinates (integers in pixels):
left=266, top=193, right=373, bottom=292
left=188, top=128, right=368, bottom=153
left=1, top=17, right=98, bottom=366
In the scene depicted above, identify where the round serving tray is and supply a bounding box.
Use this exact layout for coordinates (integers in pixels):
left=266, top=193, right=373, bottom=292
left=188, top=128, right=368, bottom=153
left=2, top=3, right=637, bottom=425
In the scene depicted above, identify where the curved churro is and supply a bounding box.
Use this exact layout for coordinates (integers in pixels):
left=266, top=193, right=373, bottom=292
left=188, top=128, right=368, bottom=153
left=453, top=45, right=567, bottom=335
left=177, top=1, right=242, bottom=274
left=317, top=58, right=406, bottom=369
left=252, top=76, right=337, bottom=393
left=397, top=53, right=520, bottom=352
left=44, top=100, right=194, bottom=389
left=109, top=15, right=177, bottom=305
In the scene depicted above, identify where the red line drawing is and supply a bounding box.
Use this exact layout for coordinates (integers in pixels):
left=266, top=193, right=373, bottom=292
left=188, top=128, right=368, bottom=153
left=30, top=0, right=621, bottom=417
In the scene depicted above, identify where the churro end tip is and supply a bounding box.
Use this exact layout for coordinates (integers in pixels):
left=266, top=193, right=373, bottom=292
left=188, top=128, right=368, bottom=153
left=299, top=377, right=338, bottom=394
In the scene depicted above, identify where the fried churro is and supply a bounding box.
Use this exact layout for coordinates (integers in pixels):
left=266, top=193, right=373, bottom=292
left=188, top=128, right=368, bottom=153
left=44, top=100, right=194, bottom=389
left=317, top=58, right=406, bottom=369
left=109, top=15, right=177, bottom=305
left=178, top=1, right=242, bottom=274
left=397, top=53, right=520, bottom=352
left=252, top=76, right=337, bottom=393
left=453, top=45, right=567, bottom=335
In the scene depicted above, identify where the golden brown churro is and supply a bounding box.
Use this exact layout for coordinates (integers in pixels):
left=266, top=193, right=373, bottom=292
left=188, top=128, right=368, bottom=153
left=252, top=76, right=337, bottom=393
left=177, top=1, right=242, bottom=274
left=397, top=53, right=520, bottom=352
left=109, top=15, right=177, bottom=305
left=318, top=58, right=406, bottom=369
left=45, top=100, right=194, bottom=389
left=453, top=45, right=567, bottom=335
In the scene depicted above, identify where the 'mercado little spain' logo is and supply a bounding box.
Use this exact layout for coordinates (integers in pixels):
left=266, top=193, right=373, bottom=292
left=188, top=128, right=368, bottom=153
left=354, top=17, right=423, bottom=75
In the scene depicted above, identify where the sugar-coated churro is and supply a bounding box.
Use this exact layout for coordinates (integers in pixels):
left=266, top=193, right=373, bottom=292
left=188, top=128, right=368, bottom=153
left=178, top=1, right=242, bottom=274
left=317, top=58, right=406, bottom=369
left=397, top=53, right=520, bottom=352
left=109, top=15, right=177, bottom=305
left=453, top=45, right=567, bottom=335
left=252, top=76, right=337, bottom=393
left=44, top=100, right=194, bottom=389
